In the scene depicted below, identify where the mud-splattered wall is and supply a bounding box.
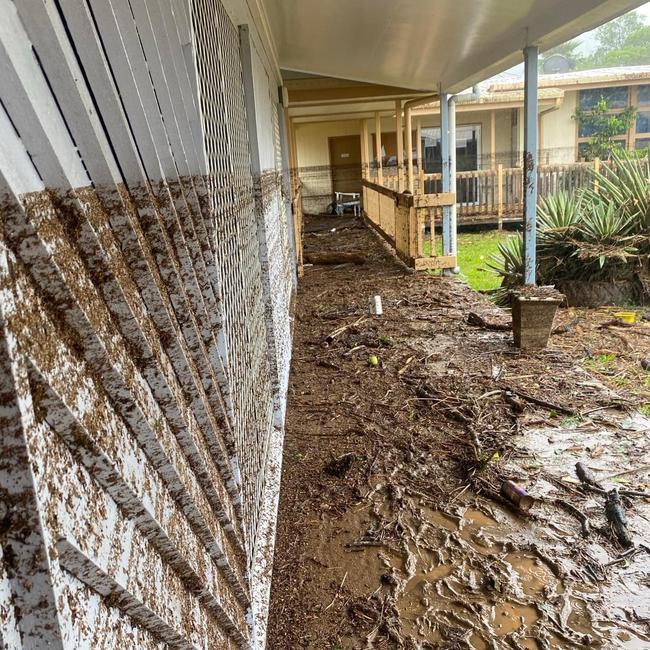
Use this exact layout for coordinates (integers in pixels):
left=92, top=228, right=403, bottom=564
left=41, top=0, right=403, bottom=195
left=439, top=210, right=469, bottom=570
left=0, top=0, right=294, bottom=648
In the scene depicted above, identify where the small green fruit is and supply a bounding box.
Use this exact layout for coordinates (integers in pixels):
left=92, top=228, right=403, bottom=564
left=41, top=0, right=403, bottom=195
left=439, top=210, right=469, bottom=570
left=368, top=355, right=379, bottom=367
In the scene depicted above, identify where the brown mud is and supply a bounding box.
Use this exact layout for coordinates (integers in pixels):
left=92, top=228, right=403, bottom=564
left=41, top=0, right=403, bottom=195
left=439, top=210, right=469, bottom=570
left=267, top=217, right=650, bottom=649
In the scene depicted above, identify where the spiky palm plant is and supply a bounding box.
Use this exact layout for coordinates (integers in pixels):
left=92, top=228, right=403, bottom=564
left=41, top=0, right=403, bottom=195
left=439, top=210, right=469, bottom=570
left=535, top=192, right=583, bottom=282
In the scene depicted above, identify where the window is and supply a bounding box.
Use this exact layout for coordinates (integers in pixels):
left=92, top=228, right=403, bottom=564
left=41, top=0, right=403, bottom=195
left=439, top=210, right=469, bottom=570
left=421, top=125, right=480, bottom=173
left=579, top=86, right=629, bottom=110
left=578, top=120, right=625, bottom=138
left=638, top=85, right=650, bottom=106
left=637, top=111, right=650, bottom=135
left=578, top=142, right=591, bottom=159
left=576, top=86, right=633, bottom=159
left=635, top=137, right=650, bottom=150
left=421, top=125, right=481, bottom=203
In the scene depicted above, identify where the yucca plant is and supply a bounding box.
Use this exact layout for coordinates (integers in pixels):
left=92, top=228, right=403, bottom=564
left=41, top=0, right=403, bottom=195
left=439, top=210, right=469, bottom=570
left=572, top=199, right=640, bottom=279
left=584, top=149, right=650, bottom=235
left=484, top=234, right=524, bottom=304
left=534, top=193, right=582, bottom=281
left=536, top=192, right=582, bottom=246
left=487, top=149, right=650, bottom=304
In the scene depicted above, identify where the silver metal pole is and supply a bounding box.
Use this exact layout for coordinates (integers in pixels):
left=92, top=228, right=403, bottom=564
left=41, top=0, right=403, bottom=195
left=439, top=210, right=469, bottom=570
left=440, top=92, right=451, bottom=256
left=448, top=96, right=458, bottom=269
left=523, top=45, right=539, bottom=285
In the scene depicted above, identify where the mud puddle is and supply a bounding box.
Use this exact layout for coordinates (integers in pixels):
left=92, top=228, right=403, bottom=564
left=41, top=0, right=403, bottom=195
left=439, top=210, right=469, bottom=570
left=316, top=478, right=650, bottom=649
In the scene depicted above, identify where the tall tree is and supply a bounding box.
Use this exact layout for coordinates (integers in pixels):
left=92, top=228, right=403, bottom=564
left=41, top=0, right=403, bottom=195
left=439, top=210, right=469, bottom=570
left=578, top=12, right=650, bottom=69
left=595, top=11, right=645, bottom=50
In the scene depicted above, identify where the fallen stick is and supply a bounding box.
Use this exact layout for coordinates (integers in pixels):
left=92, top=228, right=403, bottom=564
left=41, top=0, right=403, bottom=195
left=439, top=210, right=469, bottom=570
left=555, top=498, right=591, bottom=537
left=603, top=464, right=650, bottom=481
left=580, top=404, right=622, bottom=416
left=304, top=251, right=366, bottom=265
left=604, top=546, right=640, bottom=567
left=325, top=316, right=366, bottom=344
left=477, top=389, right=503, bottom=401
left=343, top=344, right=366, bottom=356
left=502, top=386, right=576, bottom=416
left=397, top=355, right=414, bottom=376
left=599, top=318, right=633, bottom=329
left=324, top=571, right=348, bottom=611
left=580, top=482, right=650, bottom=499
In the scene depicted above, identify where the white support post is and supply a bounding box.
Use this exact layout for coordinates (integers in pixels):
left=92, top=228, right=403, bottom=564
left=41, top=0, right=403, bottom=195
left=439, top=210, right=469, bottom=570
left=396, top=99, right=404, bottom=192
left=416, top=119, right=423, bottom=193
left=523, top=45, right=539, bottom=286
left=448, top=96, right=458, bottom=268
left=374, top=111, right=383, bottom=186
left=441, top=92, right=451, bottom=256
left=406, top=106, right=414, bottom=194
left=361, top=118, right=370, bottom=180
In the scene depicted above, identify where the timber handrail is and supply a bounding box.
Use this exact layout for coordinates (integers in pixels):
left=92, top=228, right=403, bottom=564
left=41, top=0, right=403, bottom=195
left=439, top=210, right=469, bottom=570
left=366, top=157, right=614, bottom=226
left=361, top=178, right=456, bottom=271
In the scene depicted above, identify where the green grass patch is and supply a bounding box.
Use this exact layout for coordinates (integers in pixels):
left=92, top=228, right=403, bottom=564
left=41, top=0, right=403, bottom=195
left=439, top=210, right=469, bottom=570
left=584, top=352, right=618, bottom=371
left=424, top=230, right=514, bottom=292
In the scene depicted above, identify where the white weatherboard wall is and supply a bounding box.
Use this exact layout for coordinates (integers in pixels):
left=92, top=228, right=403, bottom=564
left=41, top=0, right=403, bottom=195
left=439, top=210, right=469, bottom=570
left=0, top=0, right=293, bottom=648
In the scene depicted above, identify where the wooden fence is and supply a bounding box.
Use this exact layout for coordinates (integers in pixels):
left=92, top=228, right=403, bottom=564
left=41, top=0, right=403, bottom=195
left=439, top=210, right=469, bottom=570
left=371, top=160, right=604, bottom=224
left=361, top=180, right=456, bottom=270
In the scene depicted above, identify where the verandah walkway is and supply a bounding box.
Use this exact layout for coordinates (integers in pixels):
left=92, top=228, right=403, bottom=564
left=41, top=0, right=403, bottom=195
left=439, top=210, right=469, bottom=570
left=266, top=217, right=650, bottom=648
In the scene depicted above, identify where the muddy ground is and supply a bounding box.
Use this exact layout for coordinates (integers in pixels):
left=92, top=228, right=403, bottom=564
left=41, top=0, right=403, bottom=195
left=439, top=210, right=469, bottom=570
left=266, top=217, right=650, bottom=650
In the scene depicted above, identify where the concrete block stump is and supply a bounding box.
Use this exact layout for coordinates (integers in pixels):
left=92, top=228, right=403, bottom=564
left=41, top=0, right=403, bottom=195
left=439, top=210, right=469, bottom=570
left=512, top=295, right=562, bottom=350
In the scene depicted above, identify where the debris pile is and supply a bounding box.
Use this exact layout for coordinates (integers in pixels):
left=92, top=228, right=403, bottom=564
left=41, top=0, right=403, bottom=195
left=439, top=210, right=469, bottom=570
left=268, top=218, right=650, bottom=649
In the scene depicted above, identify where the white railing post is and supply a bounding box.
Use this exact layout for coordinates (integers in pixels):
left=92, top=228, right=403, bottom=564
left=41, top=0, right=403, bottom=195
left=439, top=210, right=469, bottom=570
left=396, top=99, right=404, bottom=192
left=497, top=163, right=504, bottom=229
left=416, top=119, right=423, bottom=194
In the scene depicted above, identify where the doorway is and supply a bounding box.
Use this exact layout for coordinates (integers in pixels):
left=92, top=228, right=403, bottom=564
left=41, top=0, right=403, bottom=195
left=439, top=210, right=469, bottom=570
left=328, top=135, right=362, bottom=195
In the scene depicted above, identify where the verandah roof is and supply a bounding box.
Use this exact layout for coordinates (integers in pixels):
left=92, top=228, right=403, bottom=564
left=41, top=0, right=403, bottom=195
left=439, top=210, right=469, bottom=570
left=262, top=0, right=647, bottom=92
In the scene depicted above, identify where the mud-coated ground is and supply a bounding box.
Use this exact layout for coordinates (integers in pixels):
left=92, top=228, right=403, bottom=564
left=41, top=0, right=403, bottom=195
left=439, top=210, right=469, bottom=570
left=267, top=217, right=650, bottom=649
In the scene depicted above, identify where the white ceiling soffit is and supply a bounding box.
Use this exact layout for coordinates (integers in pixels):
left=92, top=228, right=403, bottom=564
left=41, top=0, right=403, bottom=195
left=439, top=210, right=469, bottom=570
left=264, top=0, right=647, bottom=93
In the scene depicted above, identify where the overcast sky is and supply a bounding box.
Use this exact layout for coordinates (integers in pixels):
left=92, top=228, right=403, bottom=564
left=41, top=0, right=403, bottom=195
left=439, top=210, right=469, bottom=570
left=638, top=2, right=650, bottom=18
